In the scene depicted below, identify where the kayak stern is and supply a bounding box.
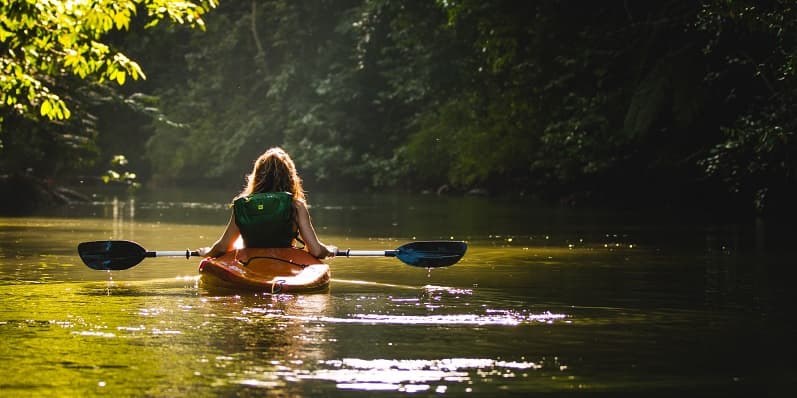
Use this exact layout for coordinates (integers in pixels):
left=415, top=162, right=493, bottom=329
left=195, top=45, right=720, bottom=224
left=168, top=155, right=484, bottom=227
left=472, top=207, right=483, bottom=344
left=198, top=248, right=330, bottom=293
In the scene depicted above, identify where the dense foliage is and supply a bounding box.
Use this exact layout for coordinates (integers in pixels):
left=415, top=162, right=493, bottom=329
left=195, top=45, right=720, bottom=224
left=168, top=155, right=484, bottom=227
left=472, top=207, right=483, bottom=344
left=2, top=0, right=795, bottom=214
left=0, top=0, right=216, bottom=177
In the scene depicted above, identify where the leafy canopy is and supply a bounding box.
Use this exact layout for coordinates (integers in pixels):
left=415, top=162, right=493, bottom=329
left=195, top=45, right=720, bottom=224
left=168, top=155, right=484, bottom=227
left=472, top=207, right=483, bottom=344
left=0, top=0, right=217, bottom=124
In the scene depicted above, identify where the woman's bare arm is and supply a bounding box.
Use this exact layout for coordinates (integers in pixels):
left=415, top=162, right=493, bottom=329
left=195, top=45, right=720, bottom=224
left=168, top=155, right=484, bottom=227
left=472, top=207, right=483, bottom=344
left=295, top=200, right=337, bottom=258
left=199, top=212, right=240, bottom=257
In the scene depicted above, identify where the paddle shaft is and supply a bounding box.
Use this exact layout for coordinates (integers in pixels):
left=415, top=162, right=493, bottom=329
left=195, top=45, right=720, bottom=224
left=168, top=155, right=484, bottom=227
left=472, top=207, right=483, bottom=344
left=153, top=249, right=399, bottom=259
left=147, top=250, right=200, bottom=259
left=336, top=249, right=397, bottom=258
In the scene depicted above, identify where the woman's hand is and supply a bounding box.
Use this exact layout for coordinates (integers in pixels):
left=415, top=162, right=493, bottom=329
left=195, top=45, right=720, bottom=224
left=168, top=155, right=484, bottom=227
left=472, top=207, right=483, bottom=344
left=197, top=247, right=212, bottom=257
left=324, top=245, right=338, bottom=259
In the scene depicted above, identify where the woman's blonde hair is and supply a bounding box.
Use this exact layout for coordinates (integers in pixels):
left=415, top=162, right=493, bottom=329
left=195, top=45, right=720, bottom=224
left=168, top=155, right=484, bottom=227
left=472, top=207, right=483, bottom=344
left=239, top=147, right=305, bottom=201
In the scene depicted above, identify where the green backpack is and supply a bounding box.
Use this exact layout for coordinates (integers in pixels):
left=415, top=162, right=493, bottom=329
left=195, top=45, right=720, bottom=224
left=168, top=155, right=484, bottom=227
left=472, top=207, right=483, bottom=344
left=233, top=192, right=297, bottom=248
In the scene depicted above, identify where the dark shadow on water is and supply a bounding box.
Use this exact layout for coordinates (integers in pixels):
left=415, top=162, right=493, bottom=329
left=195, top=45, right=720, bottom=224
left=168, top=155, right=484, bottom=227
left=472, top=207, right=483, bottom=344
left=79, top=281, right=200, bottom=297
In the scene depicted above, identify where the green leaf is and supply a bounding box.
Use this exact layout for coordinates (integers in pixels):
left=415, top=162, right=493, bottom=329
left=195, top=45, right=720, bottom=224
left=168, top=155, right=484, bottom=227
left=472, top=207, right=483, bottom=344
left=144, top=19, right=160, bottom=29
left=40, top=100, right=52, bottom=117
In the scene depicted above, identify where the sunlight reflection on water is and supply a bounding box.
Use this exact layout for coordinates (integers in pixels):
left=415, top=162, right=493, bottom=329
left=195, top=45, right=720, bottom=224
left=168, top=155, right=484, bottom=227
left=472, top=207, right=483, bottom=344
left=269, top=311, right=566, bottom=326
left=228, top=283, right=568, bottom=326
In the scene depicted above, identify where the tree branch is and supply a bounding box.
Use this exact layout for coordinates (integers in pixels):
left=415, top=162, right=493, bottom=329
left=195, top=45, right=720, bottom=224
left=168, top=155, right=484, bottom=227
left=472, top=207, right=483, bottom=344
left=251, top=0, right=265, bottom=63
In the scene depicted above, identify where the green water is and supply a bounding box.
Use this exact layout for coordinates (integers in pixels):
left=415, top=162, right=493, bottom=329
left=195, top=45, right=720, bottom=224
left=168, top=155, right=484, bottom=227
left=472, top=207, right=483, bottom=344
left=0, top=191, right=795, bottom=396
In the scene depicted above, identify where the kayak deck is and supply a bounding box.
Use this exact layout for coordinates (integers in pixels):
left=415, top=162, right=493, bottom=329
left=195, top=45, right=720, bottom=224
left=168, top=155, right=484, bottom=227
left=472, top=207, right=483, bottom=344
left=198, top=248, right=330, bottom=293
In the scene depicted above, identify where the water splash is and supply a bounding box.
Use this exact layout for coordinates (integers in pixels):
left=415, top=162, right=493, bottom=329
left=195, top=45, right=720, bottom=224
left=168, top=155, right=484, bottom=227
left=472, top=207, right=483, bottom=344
left=422, top=284, right=473, bottom=295
left=105, top=270, right=114, bottom=296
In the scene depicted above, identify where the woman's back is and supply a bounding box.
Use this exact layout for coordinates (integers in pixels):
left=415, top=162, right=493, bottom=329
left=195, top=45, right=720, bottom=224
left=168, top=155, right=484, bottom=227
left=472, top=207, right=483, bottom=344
left=233, top=192, right=297, bottom=248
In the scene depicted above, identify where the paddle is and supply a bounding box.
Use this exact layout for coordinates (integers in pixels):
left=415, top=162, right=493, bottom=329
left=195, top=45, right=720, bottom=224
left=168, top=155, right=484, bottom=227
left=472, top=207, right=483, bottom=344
left=78, top=240, right=467, bottom=271
left=78, top=240, right=199, bottom=271
left=336, top=241, right=467, bottom=268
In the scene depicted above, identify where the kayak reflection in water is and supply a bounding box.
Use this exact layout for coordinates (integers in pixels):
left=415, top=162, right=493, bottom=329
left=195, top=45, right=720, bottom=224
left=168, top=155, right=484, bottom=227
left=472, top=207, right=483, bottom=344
left=197, top=147, right=337, bottom=259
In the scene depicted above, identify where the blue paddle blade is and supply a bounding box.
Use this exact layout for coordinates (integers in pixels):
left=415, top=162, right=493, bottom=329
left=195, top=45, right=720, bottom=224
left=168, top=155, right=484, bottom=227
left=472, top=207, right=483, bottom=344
left=77, top=241, right=147, bottom=270
left=395, top=241, right=467, bottom=267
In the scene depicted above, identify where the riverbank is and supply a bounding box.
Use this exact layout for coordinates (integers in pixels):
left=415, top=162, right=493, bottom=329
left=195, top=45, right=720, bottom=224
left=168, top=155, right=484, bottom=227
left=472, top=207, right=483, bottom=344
left=0, top=174, right=93, bottom=215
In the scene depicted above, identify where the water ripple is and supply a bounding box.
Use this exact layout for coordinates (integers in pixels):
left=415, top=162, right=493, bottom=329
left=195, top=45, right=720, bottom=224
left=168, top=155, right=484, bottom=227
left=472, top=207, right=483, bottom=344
left=232, top=357, right=556, bottom=393
left=267, top=311, right=566, bottom=326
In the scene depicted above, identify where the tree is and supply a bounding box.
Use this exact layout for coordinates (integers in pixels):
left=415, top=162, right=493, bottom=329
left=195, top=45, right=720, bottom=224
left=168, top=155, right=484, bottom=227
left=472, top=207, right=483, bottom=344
left=694, top=0, right=797, bottom=213
left=0, top=0, right=217, bottom=178
left=142, top=0, right=367, bottom=187
left=34, top=0, right=789, bottom=215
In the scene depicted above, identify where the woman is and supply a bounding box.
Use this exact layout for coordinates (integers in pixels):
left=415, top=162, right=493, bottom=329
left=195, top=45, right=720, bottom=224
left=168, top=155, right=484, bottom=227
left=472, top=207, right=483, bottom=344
left=198, top=147, right=336, bottom=259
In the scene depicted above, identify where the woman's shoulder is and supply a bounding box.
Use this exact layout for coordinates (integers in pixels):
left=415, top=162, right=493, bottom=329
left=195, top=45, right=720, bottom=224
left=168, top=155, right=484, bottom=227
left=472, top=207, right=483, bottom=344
left=293, top=197, right=308, bottom=208
left=236, top=191, right=294, bottom=200
left=231, top=192, right=296, bottom=210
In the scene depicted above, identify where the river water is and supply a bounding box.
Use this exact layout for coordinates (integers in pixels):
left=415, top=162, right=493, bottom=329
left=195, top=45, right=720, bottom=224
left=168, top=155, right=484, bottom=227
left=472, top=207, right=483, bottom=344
left=0, top=189, right=794, bottom=396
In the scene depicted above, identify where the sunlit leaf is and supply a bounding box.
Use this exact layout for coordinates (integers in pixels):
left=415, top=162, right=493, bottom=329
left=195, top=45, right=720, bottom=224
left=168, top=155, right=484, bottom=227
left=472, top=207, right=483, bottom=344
left=60, top=102, right=71, bottom=119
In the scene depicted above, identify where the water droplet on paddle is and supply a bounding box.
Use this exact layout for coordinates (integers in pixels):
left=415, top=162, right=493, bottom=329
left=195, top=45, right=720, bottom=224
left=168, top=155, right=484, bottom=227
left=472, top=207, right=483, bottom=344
left=426, top=267, right=432, bottom=278
left=106, top=270, right=113, bottom=295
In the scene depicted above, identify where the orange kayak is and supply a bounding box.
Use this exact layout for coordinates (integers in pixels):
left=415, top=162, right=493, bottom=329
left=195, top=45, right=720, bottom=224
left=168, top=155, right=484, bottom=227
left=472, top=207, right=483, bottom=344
left=198, top=248, right=330, bottom=293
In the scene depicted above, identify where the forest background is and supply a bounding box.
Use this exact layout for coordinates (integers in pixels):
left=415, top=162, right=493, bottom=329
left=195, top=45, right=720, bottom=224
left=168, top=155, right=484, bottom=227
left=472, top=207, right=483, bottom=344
left=1, top=0, right=795, bottom=216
